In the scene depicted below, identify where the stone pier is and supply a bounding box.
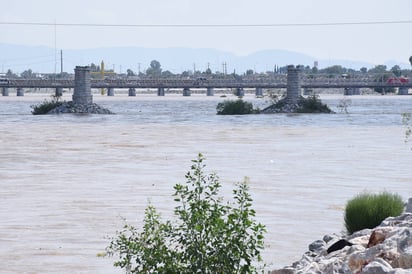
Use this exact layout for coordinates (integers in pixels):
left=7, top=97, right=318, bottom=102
left=206, top=87, right=214, bottom=96
left=286, top=65, right=303, bottom=104
left=44, top=65, right=113, bottom=114
left=128, top=88, right=136, bottom=96
left=72, top=66, right=92, bottom=104
left=2, top=87, right=9, bottom=96
left=107, top=88, right=115, bottom=96
left=183, top=88, right=191, bottom=96
left=158, top=87, right=165, bottom=96
left=16, top=88, right=24, bottom=96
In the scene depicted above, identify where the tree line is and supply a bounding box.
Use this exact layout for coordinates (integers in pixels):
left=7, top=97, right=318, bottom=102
left=3, top=56, right=412, bottom=79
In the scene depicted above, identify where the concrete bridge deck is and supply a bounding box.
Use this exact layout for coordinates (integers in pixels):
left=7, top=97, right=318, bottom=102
left=1, top=77, right=411, bottom=89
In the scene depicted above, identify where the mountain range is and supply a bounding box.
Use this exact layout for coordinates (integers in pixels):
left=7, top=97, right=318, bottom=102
left=0, top=43, right=409, bottom=74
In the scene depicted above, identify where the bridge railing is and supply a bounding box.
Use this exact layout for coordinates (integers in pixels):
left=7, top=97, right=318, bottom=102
left=1, top=74, right=411, bottom=89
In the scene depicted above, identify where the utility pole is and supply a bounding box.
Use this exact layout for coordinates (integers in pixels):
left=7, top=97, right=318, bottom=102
left=60, top=50, right=63, bottom=74
left=222, top=62, right=227, bottom=75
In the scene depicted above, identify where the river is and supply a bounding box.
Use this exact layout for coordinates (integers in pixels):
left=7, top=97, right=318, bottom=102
left=0, top=92, right=411, bottom=273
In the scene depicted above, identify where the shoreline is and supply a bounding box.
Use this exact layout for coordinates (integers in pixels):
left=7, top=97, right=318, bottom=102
left=271, top=203, right=412, bottom=273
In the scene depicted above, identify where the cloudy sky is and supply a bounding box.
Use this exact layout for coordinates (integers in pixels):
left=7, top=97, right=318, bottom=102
left=1, top=0, right=411, bottom=66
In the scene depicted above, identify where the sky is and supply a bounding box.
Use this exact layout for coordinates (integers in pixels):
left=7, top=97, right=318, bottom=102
left=1, top=0, right=411, bottom=67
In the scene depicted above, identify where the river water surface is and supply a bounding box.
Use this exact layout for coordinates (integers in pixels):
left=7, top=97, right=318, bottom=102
left=0, top=93, right=411, bottom=273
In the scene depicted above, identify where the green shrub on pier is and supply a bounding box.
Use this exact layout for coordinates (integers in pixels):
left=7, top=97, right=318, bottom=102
left=31, top=95, right=63, bottom=115
left=344, top=192, right=404, bottom=234
left=296, top=95, right=333, bottom=113
left=216, top=99, right=260, bottom=115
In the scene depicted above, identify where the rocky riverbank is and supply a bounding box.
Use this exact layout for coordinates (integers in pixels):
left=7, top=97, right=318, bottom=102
left=47, top=101, right=114, bottom=114
left=271, top=200, right=412, bottom=274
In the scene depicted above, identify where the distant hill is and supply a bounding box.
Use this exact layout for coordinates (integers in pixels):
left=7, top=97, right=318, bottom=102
left=0, top=44, right=409, bottom=74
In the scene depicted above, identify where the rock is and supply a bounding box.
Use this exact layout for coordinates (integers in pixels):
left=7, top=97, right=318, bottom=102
left=397, top=229, right=412, bottom=268
left=406, top=198, right=412, bottom=213
left=327, top=239, right=353, bottom=254
left=322, top=234, right=339, bottom=244
left=47, top=101, right=114, bottom=114
left=268, top=268, right=295, bottom=274
left=309, top=240, right=325, bottom=253
left=367, top=229, right=388, bottom=248
left=362, top=258, right=393, bottom=273
left=271, top=212, right=412, bottom=274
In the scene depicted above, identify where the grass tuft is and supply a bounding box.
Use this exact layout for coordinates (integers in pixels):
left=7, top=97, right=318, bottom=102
left=344, top=192, right=404, bottom=234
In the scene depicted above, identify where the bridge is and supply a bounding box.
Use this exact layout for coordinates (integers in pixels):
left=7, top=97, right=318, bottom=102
left=1, top=65, right=411, bottom=96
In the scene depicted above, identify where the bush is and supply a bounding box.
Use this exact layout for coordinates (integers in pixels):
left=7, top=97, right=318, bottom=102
left=344, top=192, right=404, bottom=234
left=216, top=99, right=259, bottom=115
left=296, top=95, right=333, bottom=113
left=31, top=95, right=63, bottom=115
left=106, top=153, right=266, bottom=273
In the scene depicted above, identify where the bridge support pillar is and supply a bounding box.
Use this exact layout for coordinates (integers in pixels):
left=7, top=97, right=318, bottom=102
left=2, top=87, right=9, bottom=96
left=158, top=87, right=165, bottom=96
left=344, top=87, right=360, bottom=96
left=255, top=87, right=263, bottom=97
left=303, top=88, right=313, bottom=95
left=286, top=65, right=302, bottom=104
left=108, top=88, right=115, bottom=96
left=183, top=88, right=191, bottom=96
left=235, top=88, right=244, bottom=97
left=128, top=88, right=136, bottom=96
left=16, top=88, right=24, bottom=96
left=206, top=87, right=214, bottom=96
left=55, top=87, right=63, bottom=97
left=73, top=66, right=92, bottom=104
left=399, top=87, right=409, bottom=95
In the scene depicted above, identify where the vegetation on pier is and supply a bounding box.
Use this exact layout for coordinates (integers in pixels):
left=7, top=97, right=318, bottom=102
left=31, top=95, right=63, bottom=115
left=216, top=99, right=260, bottom=115
left=261, top=94, right=333, bottom=114
left=295, top=95, right=333, bottom=113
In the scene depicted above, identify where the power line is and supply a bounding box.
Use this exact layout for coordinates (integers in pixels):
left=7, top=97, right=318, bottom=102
left=0, top=20, right=411, bottom=28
